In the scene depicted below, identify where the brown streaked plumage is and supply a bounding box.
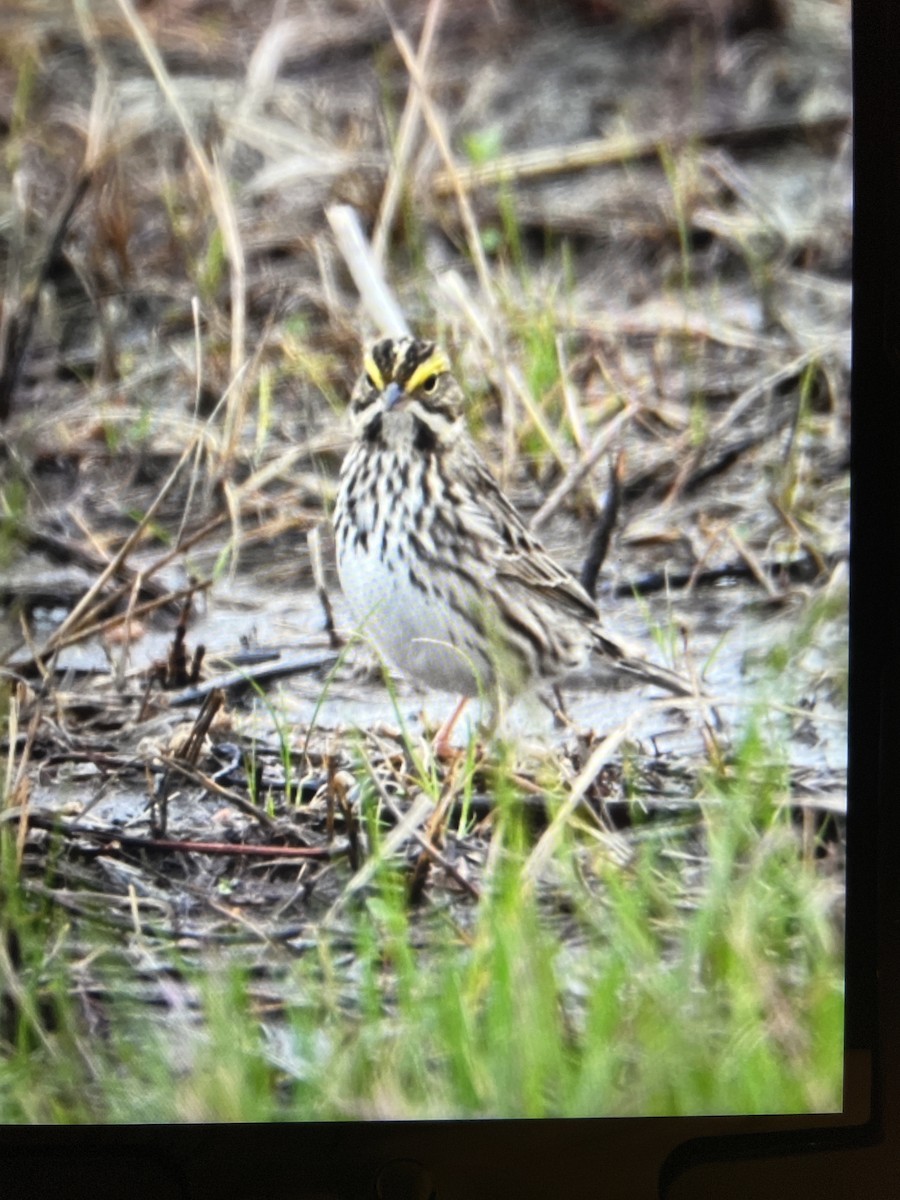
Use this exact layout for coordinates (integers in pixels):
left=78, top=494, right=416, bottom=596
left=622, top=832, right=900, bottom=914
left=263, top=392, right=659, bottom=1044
left=333, top=336, right=693, bottom=723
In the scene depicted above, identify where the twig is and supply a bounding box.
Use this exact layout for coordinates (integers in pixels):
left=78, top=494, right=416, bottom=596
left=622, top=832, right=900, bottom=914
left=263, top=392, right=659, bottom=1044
left=166, top=647, right=339, bottom=706
left=364, top=729, right=481, bottom=902
left=14, top=582, right=212, bottom=679
left=613, top=548, right=845, bottom=598
left=406, top=774, right=480, bottom=904
left=579, top=453, right=624, bottom=600
left=431, top=111, right=850, bottom=195
left=180, top=688, right=223, bottom=766
left=155, top=754, right=279, bottom=831
left=0, top=171, right=92, bottom=421
left=8, top=810, right=337, bottom=860
left=307, top=525, right=342, bottom=649
left=22, top=523, right=167, bottom=604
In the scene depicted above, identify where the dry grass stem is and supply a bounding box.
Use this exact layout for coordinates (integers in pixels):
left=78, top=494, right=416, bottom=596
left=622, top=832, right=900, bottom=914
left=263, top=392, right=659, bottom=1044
left=326, top=205, right=410, bottom=340
left=324, top=786, right=437, bottom=922
left=432, top=110, right=851, bottom=195
left=726, top=525, right=783, bottom=600
left=114, top=0, right=247, bottom=462
left=664, top=348, right=823, bottom=504
left=530, top=403, right=636, bottom=532
left=523, top=707, right=659, bottom=885
left=371, top=0, right=445, bottom=265
left=33, top=435, right=207, bottom=662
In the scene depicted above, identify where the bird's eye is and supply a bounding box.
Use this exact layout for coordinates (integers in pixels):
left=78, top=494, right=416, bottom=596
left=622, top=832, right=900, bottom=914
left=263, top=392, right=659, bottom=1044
left=421, top=375, right=438, bottom=393
left=365, top=373, right=377, bottom=389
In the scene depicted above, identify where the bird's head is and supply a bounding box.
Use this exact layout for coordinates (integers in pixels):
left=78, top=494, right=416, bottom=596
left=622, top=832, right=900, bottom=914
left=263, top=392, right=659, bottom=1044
left=348, top=337, right=464, bottom=448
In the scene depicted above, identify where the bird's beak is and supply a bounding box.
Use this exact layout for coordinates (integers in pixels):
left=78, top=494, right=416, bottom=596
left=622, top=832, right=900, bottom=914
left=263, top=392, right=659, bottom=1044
left=383, top=381, right=404, bottom=410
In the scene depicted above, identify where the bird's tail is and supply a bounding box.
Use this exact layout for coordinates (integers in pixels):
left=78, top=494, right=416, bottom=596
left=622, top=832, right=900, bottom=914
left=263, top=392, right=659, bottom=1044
left=593, top=631, right=696, bottom=699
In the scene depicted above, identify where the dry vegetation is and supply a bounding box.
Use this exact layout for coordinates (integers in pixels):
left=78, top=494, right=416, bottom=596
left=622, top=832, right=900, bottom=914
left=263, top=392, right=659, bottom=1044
left=0, top=0, right=849, bottom=1120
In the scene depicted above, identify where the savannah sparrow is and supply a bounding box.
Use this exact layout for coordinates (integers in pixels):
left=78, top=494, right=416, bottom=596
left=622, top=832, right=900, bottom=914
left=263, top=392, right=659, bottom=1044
left=333, top=337, right=693, bottom=731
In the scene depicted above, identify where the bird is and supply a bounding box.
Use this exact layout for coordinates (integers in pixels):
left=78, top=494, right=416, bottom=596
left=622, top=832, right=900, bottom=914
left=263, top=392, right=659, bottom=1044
left=333, top=336, right=696, bottom=750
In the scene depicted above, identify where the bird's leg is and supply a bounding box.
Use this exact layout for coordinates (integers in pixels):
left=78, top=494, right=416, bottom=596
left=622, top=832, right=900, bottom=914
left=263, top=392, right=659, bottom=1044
left=550, top=683, right=571, bottom=729
left=432, top=695, right=471, bottom=759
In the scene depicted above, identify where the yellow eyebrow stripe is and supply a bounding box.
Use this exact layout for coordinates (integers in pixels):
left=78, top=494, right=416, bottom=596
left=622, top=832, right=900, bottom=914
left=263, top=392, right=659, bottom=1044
left=363, top=354, right=385, bottom=390
left=406, top=351, right=450, bottom=394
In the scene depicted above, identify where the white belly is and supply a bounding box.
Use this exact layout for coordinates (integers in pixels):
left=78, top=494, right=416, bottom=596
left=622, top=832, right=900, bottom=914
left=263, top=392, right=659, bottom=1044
left=338, top=528, right=485, bottom=696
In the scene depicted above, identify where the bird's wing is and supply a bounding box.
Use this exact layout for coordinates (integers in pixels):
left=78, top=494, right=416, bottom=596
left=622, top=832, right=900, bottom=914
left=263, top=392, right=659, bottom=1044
left=455, top=451, right=600, bottom=623
left=455, top=446, right=697, bottom=698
